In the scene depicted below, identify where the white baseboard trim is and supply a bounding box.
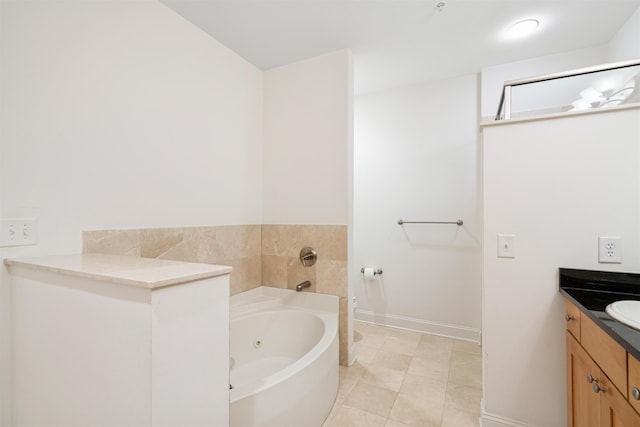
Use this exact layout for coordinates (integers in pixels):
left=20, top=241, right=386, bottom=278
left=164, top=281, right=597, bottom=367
left=481, top=411, right=536, bottom=427
left=354, top=309, right=481, bottom=343
left=348, top=343, right=357, bottom=366
left=480, top=398, right=536, bottom=427
left=481, top=418, right=513, bottom=427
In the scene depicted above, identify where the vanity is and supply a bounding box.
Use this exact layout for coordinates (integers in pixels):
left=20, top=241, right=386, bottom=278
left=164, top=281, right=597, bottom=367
left=560, top=268, right=640, bottom=427
left=5, top=254, right=232, bottom=427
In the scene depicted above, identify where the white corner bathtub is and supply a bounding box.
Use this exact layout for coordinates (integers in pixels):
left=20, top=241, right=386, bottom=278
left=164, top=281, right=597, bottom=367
left=229, top=287, right=339, bottom=427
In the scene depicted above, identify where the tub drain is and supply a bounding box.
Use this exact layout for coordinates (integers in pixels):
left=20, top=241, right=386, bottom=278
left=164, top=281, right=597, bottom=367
left=253, top=339, right=262, bottom=348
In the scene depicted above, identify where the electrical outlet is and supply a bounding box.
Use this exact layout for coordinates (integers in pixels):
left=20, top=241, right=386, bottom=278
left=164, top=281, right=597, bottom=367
left=0, top=218, right=37, bottom=247
left=599, top=236, right=622, bottom=263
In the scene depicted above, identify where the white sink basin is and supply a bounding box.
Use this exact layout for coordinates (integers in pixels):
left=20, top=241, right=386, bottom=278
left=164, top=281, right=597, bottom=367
left=606, top=300, right=640, bottom=331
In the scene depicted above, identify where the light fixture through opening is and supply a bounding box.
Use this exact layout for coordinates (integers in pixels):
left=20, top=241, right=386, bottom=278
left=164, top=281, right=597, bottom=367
left=506, top=19, right=539, bottom=38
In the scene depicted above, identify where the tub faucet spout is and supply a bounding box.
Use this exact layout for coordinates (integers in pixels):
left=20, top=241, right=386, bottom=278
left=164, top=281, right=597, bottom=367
left=296, top=280, right=311, bottom=292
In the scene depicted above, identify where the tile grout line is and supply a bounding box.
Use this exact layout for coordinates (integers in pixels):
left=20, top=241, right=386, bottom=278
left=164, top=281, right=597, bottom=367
left=440, top=342, right=455, bottom=427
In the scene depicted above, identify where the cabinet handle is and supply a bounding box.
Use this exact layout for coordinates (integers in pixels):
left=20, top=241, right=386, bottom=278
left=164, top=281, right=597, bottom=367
left=632, top=387, right=640, bottom=400
left=587, top=374, right=596, bottom=383
left=565, top=314, right=575, bottom=322
left=593, top=383, right=606, bottom=393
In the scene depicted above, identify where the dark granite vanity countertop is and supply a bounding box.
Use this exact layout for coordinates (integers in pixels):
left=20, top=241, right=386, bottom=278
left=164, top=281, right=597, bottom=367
left=560, top=267, right=640, bottom=361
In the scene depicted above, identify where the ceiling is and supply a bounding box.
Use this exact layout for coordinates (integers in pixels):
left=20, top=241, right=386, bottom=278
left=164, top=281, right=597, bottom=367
left=161, top=0, right=640, bottom=95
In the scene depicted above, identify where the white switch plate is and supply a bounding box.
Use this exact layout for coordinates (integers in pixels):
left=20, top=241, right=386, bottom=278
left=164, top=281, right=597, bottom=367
left=599, top=236, right=622, bottom=263
left=0, top=218, right=37, bottom=247
left=498, top=234, right=515, bottom=258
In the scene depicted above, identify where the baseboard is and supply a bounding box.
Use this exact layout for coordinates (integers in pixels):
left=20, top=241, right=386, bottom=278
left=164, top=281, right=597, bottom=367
left=481, top=418, right=513, bottom=427
left=348, top=343, right=357, bottom=366
left=354, top=309, right=481, bottom=343
left=481, top=407, right=536, bottom=427
left=481, top=415, right=535, bottom=427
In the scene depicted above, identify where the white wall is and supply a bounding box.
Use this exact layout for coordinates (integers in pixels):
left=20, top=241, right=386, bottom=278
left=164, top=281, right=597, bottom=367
left=353, top=74, right=481, bottom=340
left=1, top=2, right=354, bottom=422
left=10, top=266, right=230, bottom=427
left=0, top=1, right=263, bottom=425
left=0, top=2, right=7, bottom=421
left=481, top=107, right=640, bottom=427
left=607, top=6, right=640, bottom=62
left=262, top=49, right=354, bottom=361
left=262, top=49, right=352, bottom=225
left=479, top=12, right=640, bottom=426
left=1, top=0, right=264, bottom=250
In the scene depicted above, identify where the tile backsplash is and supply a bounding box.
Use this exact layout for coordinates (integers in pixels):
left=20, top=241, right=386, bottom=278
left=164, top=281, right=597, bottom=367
left=83, top=223, right=349, bottom=364
left=83, top=225, right=262, bottom=295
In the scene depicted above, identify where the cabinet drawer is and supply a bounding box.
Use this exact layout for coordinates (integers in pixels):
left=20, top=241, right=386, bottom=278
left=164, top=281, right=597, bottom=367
left=628, top=354, right=640, bottom=414
left=566, top=300, right=581, bottom=340
left=581, top=313, right=627, bottom=397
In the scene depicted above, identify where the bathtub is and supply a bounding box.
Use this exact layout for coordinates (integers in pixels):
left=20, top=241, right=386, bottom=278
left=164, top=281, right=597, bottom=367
left=229, top=286, right=339, bottom=427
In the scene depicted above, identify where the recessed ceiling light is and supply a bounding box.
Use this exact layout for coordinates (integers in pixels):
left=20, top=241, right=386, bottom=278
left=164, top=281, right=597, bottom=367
left=506, top=19, right=540, bottom=38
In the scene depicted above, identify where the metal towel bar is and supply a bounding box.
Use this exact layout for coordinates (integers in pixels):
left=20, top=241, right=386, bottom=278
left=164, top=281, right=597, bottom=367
left=397, top=219, right=463, bottom=226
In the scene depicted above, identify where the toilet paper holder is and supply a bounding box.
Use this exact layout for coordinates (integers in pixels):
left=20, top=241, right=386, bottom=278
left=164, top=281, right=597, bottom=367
left=361, top=268, right=383, bottom=275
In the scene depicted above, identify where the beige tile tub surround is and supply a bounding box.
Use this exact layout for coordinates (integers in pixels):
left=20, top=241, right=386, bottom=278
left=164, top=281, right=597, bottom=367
left=261, top=224, right=348, bottom=364
left=261, top=224, right=347, bottom=293
left=83, top=224, right=349, bottom=364
left=83, top=225, right=262, bottom=295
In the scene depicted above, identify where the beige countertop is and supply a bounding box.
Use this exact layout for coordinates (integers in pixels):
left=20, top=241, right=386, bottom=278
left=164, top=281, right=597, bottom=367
left=4, top=253, right=232, bottom=289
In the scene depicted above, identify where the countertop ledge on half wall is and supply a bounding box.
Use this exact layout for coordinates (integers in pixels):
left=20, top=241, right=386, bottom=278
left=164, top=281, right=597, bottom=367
left=4, top=253, right=232, bottom=289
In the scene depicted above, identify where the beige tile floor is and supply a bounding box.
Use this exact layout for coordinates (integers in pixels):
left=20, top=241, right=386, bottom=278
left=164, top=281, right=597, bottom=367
left=322, top=321, right=482, bottom=427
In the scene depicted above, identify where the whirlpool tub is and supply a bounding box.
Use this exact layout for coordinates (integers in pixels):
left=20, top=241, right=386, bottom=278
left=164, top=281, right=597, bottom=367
left=229, top=286, right=339, bottom=427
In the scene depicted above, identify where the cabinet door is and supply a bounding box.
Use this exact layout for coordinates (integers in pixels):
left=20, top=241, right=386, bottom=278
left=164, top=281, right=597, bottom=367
left=600, top=374, right=640, bottom=427
left=567, top=332, right=601, bottom=427
left=627, top=354, right=640, bottom=415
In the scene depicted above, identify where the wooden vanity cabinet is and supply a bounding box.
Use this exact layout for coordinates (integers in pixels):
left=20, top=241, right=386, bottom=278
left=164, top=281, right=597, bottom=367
left=565, top=300, right=640, bottom=427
